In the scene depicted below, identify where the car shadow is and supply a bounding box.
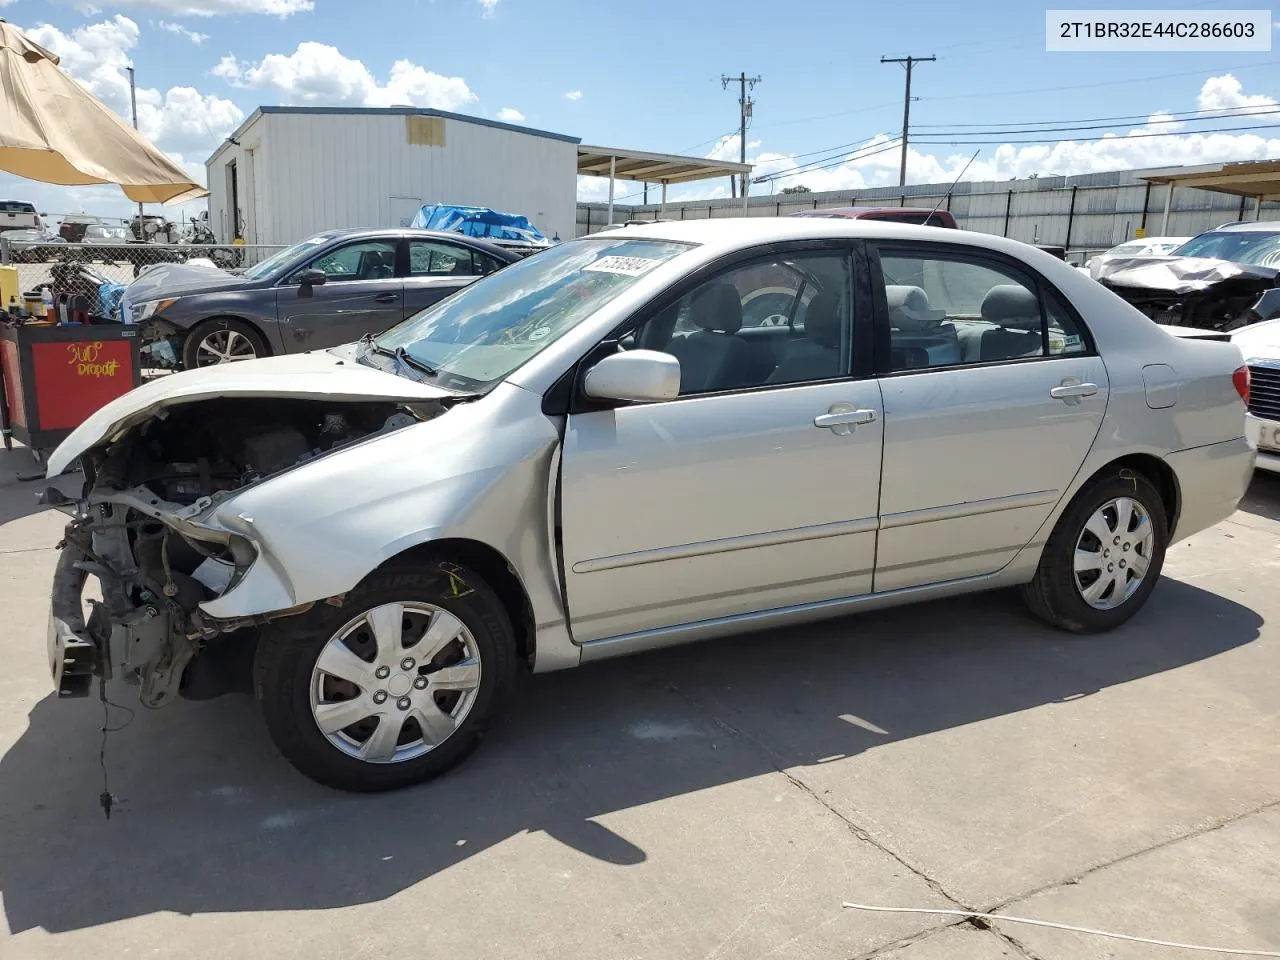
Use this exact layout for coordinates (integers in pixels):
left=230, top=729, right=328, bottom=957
left=1239, top=470, right=1280, bottom=522
left=0, top=577, right=1262, bottom=934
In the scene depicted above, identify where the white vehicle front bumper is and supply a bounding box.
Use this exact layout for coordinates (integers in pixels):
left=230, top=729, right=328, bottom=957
left=1246, top=413, right=1280, bottom=474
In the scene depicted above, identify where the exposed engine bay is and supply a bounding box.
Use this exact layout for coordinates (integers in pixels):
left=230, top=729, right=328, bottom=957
left=1095, top=255, right=1280, bottom=332
left=47, top=396, right=445, bottom=708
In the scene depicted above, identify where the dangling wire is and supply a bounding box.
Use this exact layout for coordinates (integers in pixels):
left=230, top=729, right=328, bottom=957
left=97, top=677, right=135, bottom=820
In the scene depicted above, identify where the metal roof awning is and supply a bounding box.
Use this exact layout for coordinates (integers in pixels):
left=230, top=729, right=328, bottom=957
left=1138, top=159, right=1280, bottom=233
left=1139, top=160, right=1280, bottom=200
left=578, top=145, right=753, bottom=226
left=577, top=145, right=750, bottom=185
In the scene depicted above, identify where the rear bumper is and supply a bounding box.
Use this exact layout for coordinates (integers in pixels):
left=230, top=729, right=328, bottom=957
left=1165, top=436, right=1255, bottom=542
left=1246, top=414, right=1280, bottom=474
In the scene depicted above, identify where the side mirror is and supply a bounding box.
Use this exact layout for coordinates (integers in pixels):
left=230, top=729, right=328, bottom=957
left=294, top=268, right=327, bottom=286
left=583, top=350, right=680, bottom=404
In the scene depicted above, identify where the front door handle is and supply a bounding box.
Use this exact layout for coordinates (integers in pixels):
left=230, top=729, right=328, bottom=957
left=1050, top=381, right=1099, bottom=400
left=814, top=405, right=877, bottom=436
left=374, top=293, right=399, bottom=303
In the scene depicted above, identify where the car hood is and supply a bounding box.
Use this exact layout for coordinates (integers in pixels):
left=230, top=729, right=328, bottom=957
left=46, top=351, right=455, bottom=477
left=123, top=261, right=253, bottom=302
left=1095, top=255, right=1279, bottom=295
left=1232, top=317, right=1280, bottom=359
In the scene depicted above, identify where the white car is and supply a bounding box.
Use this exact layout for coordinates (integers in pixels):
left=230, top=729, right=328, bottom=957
left=44, top=219, right=1255, bottom=791
left=1233, top=318, right=1280, bottom=473
left=1085, top=237, right=1192, bottom=279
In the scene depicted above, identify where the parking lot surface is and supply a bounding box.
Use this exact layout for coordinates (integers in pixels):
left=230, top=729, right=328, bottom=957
left=1, top=446, right=1277, bottom=960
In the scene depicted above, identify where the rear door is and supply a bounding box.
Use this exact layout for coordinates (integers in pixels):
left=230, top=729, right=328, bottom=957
left=869, top=241, right=1108, bottom=591
left=402, top=239, right=504, bottom=317
left=276, top=238, right=403, bottom=351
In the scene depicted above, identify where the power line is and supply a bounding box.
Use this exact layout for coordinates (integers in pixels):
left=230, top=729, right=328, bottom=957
left=915, top=101, right=1280, bottom=130
left=753, top=139, right=904, bottom=184
left=917, top=106, right=1280, bottom=137
left=911, top=119, right=1280, bottom=146
left=881, top=54, right=935, bottom=186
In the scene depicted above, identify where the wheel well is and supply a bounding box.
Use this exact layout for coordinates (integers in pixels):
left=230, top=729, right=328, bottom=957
left=1099, top=453, right=1181, bottom=532
left=389, top=539, right=536, bottom=670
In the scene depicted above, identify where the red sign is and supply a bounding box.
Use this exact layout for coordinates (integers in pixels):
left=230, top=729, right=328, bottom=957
left=30, top=339, right=136, bottom=430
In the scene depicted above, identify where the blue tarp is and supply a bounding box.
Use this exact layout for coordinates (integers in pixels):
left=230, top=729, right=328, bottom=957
left=410, top=204, right=553, bottom=245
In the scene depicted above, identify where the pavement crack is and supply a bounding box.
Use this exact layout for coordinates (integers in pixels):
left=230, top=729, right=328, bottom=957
left=665, top=681, right=968, bottom=909
left=987, top=795, right=1280, bottom=914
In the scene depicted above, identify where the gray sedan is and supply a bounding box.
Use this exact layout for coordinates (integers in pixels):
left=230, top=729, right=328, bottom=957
left=47, top=218, right=1255, bottom=792
left=121, top=228, right=518, bottom=369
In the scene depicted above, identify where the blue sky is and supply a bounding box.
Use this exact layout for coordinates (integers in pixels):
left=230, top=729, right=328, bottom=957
left=3, top=0, right=1279, bottom=223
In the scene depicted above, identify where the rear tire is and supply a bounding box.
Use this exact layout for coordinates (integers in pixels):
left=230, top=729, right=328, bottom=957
left=254, top=559, right=516, bottom=792
left=181, top=317, right=268, bottom=369
left=1021, top=468, right=1168, bottom=633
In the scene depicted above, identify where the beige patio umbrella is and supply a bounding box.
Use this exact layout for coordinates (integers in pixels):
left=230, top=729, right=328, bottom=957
left=0, top=19, right=208, bottom=204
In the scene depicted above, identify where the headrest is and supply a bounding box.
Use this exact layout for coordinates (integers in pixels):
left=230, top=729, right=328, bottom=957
left=803, top=292, right=843, bottom=348
left=690, top=282, right=743, bottom=334
left=885, top=285, right=934, bottom=331
left=981, top=284, right=1040, bottom=328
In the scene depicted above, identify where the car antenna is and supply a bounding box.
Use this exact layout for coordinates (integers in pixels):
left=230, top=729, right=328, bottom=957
left=927, top=149, right=981, bottom=221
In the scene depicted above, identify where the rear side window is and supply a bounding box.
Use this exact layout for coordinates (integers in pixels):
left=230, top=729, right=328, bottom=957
left=0, top=202, right=35, bottom=214
left=877, top=249, right=1088, bottom=371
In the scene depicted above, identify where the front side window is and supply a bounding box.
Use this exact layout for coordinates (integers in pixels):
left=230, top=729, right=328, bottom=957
left=630, top=252, right=854, bottom=396
left=409, top=240, right=476, bottom=277
left=878, top=249, right=1087, bottom=371
left=374, top=237, right=691, bottom=388
left=306, top=240, right=398, bottom=283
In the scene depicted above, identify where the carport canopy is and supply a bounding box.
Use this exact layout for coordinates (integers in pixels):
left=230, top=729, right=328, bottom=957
left=578, top=145, right=752, bottom=224
left=1140, top=159, right=1280, bottom=233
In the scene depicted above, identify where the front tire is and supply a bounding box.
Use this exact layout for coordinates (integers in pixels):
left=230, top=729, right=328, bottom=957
left=1021, top=469, right=1168, bottom=633
left=182, top=317, right=268, bottom=369
left=254, top=560, right=517, bottom=792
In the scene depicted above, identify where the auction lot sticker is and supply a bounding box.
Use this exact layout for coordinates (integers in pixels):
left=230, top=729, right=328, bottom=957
left=584, top=256, right=665, bottom=277
left=1046, top=10, right=1271, bottom=51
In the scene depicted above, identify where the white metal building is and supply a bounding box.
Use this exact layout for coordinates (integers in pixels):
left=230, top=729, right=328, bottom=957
left=206, top=106, right=581, bottom=247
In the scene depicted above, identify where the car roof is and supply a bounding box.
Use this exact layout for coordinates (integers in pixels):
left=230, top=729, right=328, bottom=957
left=580, top=216, right=1042, bottom=258
left=792, top=205, right=951, bottom=218
left=314, top=226, right=517, bottom=259
left=1209, top=220, right=1280, bottom=232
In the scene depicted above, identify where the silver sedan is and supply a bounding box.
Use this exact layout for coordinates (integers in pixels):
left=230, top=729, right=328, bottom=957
left=46, top=218, right=1256, bottom=791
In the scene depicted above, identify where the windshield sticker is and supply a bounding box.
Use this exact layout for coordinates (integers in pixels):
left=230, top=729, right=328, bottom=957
left=583, top=255, right=664, bottom=277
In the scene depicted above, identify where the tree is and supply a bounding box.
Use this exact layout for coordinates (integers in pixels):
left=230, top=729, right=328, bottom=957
left=780, top=185, right=812, bottom=194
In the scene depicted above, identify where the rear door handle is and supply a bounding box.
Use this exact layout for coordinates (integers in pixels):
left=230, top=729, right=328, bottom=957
left=1050, top=381, right=1099, bottom=400
left=374, top=293, right=399, bottom=303
left=814, top=406, right=877, bottom=435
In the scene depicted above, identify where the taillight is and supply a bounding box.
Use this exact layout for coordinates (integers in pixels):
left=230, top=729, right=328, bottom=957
left=1233, top=365, right=1250, bottom=405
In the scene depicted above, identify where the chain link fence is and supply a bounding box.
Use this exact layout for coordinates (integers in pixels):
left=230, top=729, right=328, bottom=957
left=0, top=239, right=287, bottom=318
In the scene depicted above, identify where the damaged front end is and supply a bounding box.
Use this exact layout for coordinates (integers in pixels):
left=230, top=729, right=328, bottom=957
left=46, top=396, right=438, bottom=706
left=1096, top=255, right=1280, bottom=332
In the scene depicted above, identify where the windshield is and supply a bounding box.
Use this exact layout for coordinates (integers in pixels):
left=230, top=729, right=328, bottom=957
left=243, top=234, right=334, bottom=280
left=374, top=237, right=692, bottom=388
left=1173, top=229, right=1280, bottom=267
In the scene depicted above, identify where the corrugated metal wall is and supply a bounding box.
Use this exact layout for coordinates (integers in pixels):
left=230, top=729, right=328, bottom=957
left=576, top=169, right=1280, bottom=259
left=208, top=112, right=577, bottom=245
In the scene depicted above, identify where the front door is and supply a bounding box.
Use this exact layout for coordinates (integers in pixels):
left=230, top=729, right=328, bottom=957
left=870, top=243, right=1109, bottom=592
left=559, top=246, right=885, bottom=643
left=277, top=238, right=403, bottom=351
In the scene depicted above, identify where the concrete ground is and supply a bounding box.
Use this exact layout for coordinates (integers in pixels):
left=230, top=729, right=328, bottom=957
left=0, top=443, right=1277, bottom=960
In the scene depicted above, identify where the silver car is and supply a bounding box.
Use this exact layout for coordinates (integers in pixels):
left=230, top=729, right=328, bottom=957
left=45, top=218, right=1255, bottom=791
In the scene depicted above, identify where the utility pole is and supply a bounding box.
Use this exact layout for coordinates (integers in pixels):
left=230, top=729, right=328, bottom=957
left=721, top=72, right=760, bottom=201
left=880, top=54, right=934, bottom=187
left=125, top=66, right=146, bottom=238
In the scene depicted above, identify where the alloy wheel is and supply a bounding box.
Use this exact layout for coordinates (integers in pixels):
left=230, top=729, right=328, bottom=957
left=194, top=328, right=257, bottom=365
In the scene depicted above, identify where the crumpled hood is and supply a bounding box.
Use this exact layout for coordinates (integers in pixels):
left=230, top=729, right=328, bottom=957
left=1096, top=255, right=1279, bottom=295
left=46, top=352, right=455, bottom=478
left=123, top=261, right=251, bottom=303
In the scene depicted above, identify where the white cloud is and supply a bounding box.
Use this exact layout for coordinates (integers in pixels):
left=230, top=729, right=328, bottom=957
left=706, top=133, right=760, bottom=163
left=52, top=0, right=312, bottom=16
left=157, top=20, right=209, bottom=43
left=564, top=90, right=583, bottom=101
left=215, top=42, right=476, bottom=111
left=1196, top=73, right=1277, bottom=116
left=496, top=107, right=524, bottom=122
left=21, top=16, right=243, bottom=161
left=478, top=0, right=498, bottom=18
